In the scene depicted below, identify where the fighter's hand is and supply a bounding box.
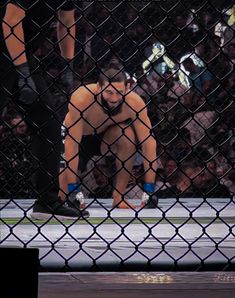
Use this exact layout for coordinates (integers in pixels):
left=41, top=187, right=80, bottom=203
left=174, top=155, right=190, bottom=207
left=140, top=183, right=158, bottom=208
left=67, top=183, right=86, bottom=210
left=16, top=62, right=38, bottom=104
left=59, top=59, right=74, bottom=95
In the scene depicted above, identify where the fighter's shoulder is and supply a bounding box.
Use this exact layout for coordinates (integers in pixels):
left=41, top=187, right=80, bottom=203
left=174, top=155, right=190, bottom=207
left=126, top=90, right=146, bottom=111
left=70, top=84, right=97, bottom=108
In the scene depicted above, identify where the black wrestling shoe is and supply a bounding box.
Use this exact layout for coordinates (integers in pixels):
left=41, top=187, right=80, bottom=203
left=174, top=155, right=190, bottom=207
left=31, top=200, right=89, bottom=221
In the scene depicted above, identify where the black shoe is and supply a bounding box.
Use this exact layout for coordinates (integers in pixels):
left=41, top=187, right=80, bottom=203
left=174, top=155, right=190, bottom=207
left=31, top=200, right=90, bottom=221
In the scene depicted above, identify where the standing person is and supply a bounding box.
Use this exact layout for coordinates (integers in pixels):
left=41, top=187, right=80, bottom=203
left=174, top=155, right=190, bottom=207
left=182, top=57, right=215, bottom=100
left=0, top=1, right=89, bottom=220
left=61, top=62, right=158, bottom=209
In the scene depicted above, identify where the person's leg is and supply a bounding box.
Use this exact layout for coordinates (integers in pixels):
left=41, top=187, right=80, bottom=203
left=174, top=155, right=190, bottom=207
left=0, top=61, right=18, bottom=116
left=21, top=59, right=89, bottom=220
left=21, top=64, right=62, bottom=205
left=101, top=124, right=137, bottom=209
left=0, top=56, right=61, bottom=205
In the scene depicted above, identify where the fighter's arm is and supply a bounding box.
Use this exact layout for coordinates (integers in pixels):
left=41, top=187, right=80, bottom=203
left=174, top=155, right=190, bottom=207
left=130, top=94, right=157, bottom=184
left=2, top=3, right=27, bottom=65
left=64, top=88, right=87, bottom=185
left=57, top=8, right=76, bottom=59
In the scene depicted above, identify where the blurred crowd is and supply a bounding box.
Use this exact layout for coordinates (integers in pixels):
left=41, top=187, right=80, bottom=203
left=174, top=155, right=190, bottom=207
left=0, top=112, right=35, bottom=198
left=1, top=1, right=235, bottom=200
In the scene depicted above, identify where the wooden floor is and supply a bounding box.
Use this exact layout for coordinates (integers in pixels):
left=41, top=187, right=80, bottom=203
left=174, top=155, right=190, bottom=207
left=38, top=272, right=235, bottom=298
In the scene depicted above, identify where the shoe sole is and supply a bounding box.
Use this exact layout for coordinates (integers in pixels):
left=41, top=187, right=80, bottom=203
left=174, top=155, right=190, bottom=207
left=31, top=212, right=89, bottom=221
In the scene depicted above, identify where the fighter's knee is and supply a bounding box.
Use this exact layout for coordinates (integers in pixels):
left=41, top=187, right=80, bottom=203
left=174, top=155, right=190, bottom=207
left=104, top=124, right=135, bottom=142
left=115, top=131, right=136, bottom=156
left=123, top=125, right=135, bottom=139
left=121, top=126, right=136, bottom=146
left=101, top=125, right=136, bottom=155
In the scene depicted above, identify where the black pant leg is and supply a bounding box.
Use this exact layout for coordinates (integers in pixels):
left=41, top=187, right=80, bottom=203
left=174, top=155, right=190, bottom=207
left=22, top=60, right=63, bottom=205
left=0, top=61, right=18, bottom=115
left=1, top=57, right=65, bottom=205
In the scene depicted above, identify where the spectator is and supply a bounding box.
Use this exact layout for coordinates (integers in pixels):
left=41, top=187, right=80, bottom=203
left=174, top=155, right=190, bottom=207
left=223, top=169, right=235, bottom=196
left=182, top=108, right=217, bottom=147
left=155, top=159, right=178, bottom=195
left=155, top=160, right=200, bottom=199
left=165, top=73, right=188, bottom=100
left=187, top=147, right=231, bottom=198
left=0, top=114, right=33, bottom=198
left=134, top=68, right=155, bottom=102
left=223, top=5, right=235, bottom=50
left=10, top=114, right=28, bottom=137
left=0, top=157, right=11, bottom=198
left=172, top=161, right=203, bottom=198
left=227, top=43, right=235, bottom=65
left=164, top=158, right=177, bottom=182
left=155, top=168, right=166, bottom=190
left=182, top=57, right=215, bottom=99
left=195, top=165, right=232, bottom=198
left=157, top=152, right=232, bottom=199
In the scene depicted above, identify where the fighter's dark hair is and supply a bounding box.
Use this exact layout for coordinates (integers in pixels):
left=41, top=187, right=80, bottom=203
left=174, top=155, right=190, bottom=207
left=98, top=61, right=128, bottom=86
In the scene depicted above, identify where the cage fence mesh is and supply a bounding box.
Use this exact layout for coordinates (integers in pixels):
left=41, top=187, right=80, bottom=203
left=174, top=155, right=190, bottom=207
left=0, top=0, right=235, bottom=271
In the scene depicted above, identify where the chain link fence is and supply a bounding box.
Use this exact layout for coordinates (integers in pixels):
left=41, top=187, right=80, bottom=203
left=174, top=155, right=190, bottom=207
left=0, top=0, right=235, bottom=271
